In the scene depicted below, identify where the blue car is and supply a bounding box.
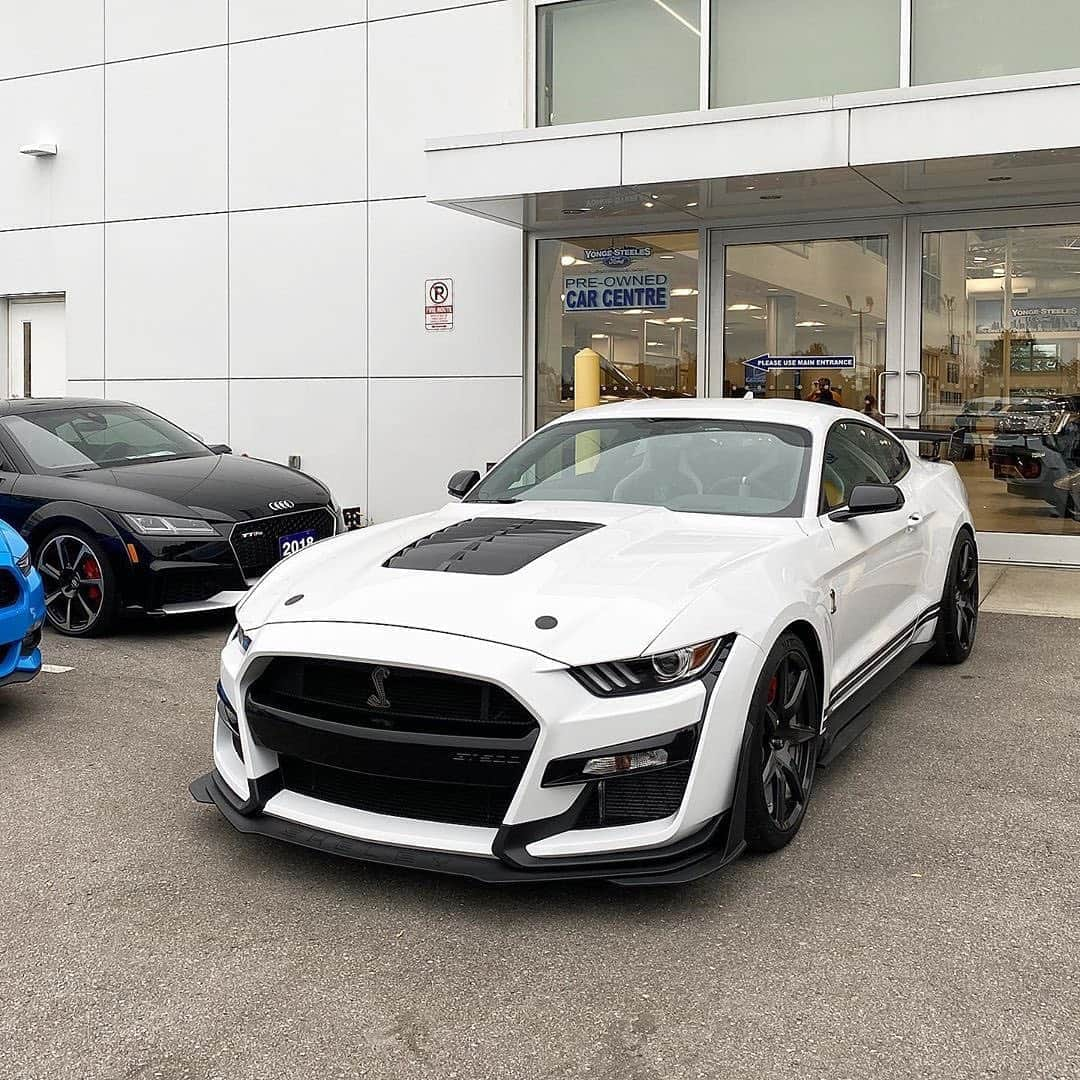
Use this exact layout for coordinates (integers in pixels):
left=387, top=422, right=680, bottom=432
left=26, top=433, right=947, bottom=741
left=0, top=519, right=44, bottom=686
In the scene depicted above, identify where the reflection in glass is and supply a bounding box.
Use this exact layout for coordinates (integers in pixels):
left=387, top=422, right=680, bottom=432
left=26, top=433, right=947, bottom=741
left=537, top=0, right=700, bottom=126
left=718, top=237, right=888, bottom=411
left=536, top=233, right=699, bottom=427
left=919, top=225, right=1080, bottom=535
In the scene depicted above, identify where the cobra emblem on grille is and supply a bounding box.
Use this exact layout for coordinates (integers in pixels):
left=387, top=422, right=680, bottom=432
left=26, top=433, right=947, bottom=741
left=268, top=499, right=296, bottom=512
left=366, top=666, right=391, bottom=709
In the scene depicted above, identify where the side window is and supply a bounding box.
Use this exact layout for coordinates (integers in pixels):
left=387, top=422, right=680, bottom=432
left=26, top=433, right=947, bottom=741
left=820, top=421, right=890, bottom=511
left=858, top=424, right=909, bottom=481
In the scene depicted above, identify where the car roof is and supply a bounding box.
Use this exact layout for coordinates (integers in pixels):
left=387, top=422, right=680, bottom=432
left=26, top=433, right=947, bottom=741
left=546, top=396, right=877, bottom=437
left=0, top=397, right=134, bottom=415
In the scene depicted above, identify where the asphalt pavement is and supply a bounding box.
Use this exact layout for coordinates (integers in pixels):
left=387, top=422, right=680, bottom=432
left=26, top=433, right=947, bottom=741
left=0, top=612, right=1076, bottom=1080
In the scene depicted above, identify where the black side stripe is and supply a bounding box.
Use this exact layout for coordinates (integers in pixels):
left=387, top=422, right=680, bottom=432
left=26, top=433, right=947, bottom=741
left=827, top=603, right=941, bottom=715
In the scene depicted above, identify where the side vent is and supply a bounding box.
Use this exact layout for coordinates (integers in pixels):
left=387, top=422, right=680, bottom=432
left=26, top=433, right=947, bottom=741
left=384, top=517, right=602, bottom=576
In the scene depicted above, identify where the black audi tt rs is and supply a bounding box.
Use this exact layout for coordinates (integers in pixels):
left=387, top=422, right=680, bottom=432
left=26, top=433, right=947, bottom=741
left=0, top=398, right=342, bottom=636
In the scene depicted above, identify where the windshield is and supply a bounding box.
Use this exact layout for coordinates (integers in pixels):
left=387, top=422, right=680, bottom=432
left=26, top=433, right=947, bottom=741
left=2, top=405, right=211, bottom=474
left=468, top=418, right=812, bottom=517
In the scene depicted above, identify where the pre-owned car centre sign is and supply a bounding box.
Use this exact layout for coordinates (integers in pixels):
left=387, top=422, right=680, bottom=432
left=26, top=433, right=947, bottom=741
left=564, top=272, right=670, bottom=312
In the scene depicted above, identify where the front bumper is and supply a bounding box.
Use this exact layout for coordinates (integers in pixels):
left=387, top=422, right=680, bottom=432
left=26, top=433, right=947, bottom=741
left=0, top=566, right=44, bottom=687
left=193, top=621, right=764, bottom=883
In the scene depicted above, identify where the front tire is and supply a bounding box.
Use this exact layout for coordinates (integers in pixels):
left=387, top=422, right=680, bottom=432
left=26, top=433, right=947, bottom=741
left=744, top=633, right=821, bottom=853
left=35, top=528, right=119, bottom=637
left=930, top=530, right=979, bottom=664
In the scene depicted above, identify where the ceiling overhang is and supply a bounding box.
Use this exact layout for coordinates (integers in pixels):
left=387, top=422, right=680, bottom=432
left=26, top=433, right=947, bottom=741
left=425, top=78, right=1080, bottom=230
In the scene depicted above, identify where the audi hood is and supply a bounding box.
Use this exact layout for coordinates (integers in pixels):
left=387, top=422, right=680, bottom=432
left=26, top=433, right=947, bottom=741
left=237, top=501, right=808, bottom=666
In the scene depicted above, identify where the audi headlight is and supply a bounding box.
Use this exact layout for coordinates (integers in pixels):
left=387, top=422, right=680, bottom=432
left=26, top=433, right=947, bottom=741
left=122, top=514, right=218, bottom=537
left=569, top=635, right=734, bottom=697
left=15, top=550, right=32, bottom=576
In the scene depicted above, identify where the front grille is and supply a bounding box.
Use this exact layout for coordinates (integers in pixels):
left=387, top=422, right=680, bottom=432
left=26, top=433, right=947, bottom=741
left=577, top=763, right=692, bottom=828
left=247, top=659, right=539, bottom=828
left=230, top=508, right=335, bottom=579
left=278, top=756, right=519, bottom=828
left=253, top=657, right=538, bottom=739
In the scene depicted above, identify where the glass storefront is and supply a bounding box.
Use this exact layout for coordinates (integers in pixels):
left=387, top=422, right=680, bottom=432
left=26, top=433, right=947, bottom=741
left=918, top=224, right=1080, bottom=536
left=534, top=215, right=1080, bottom=560
left=719, top=236, right=889, bottom=408
left=535, top=232, right=699, bottom=426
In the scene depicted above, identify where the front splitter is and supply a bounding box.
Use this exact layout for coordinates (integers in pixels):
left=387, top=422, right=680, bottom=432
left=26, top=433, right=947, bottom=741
left=190, top=769, right=745, bottom=886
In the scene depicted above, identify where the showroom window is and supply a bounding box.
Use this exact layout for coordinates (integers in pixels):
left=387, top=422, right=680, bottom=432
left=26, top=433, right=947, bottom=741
left=912, top=0, right=1080, bottom=85
left=536, top=0, right=701, bottom=126
left=535, top=1, right=1080, bottom=126
left=916, top=223, right=1080, bottom=537
left=535, top=232, right=699, bottom=426
left=710, top=0, right=900, bottom=109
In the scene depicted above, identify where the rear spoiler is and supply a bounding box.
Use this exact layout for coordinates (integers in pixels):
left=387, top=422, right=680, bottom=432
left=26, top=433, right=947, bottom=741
left=888, top=428, right=954, bottom=462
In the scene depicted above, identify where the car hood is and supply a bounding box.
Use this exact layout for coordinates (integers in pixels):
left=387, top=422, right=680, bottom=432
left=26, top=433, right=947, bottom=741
left=21, top=454, right=331, bottom=522
left=239, top=501, right=807, bottom=666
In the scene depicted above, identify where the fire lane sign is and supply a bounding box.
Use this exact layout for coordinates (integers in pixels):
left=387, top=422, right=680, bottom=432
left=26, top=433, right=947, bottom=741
left=425, top=278, right=454, bottom=331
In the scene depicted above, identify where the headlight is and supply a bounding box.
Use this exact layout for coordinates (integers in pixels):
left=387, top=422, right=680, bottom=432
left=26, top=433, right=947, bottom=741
left=569, top=635, right=734, bottom=697
left=122, top=514, right=218, bottom=537
left=15, top=550, right=31, bottom=576
left=231, top=624, right=252, bottom=652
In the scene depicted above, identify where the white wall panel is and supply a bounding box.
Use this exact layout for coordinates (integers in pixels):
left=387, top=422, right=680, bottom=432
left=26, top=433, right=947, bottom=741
left=0, top=67, right=104, bottom=231
left=106, top=49, right=228, bottom=219
left=105, top=215, right=227, bottom=380
left=105, top=0, right=227, bottom=61
left=850, top=84, right=1080, bottom=165
left=230, top=203, right=368, bottom=378
left=228, top=379, right=367, bottom=509
left=426, top=133, right=622, bottom=202
left=0, top=1, right=103, bottom=80
left=370, top=0, right=483, bottom=17
left=368, top=199, right=521, bottom=377
left=67, top=380, right=106, bottom=399
left=104, top=379, right=229, bottom=444
left=622, top=111, right=850, bottom=187
left=0, top=225, right=105, bottom=381
left=229, top=0, right=366, bottom=41
left=368, top=2, right=521, bottom=199
left=368, top=377, right=522, bottom=522
left=229, top=25, right=367, bottom=210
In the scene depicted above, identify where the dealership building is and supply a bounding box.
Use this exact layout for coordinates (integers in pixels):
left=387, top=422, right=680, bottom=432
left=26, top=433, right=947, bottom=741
left=4, top=0, right=1080, bottom=565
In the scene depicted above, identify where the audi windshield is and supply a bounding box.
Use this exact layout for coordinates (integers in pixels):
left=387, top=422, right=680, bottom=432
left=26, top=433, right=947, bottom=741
left=2, top=405, right=212, bottom=474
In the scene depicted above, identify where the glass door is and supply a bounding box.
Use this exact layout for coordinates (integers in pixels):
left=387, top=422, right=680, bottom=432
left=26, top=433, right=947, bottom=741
left=709, top=221, right=903, bottom=421
left=906, top=215, right=1080, bottom=565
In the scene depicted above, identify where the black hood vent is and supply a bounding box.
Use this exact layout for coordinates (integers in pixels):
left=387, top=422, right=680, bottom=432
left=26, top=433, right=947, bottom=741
left=384, top=517, right=602, bottom=576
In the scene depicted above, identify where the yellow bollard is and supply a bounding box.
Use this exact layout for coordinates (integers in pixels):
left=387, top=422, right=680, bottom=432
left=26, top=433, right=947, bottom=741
left=573, top=347, right=602, bottom=473
left=574, top=347, right=601, bottom=410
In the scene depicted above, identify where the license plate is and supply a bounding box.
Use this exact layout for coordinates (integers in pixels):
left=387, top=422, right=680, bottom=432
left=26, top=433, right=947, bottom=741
left=279, top=529, right=317, bottom=559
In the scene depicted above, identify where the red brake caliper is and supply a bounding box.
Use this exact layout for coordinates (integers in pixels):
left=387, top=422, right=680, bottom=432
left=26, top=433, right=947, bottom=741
left=82, top=557, right=101, bottom=604
left=767, top=675, right=778, bottom=706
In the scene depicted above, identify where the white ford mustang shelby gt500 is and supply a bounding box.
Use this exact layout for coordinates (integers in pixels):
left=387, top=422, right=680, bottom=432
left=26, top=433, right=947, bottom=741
left=192, top=399, right=979, bottom=884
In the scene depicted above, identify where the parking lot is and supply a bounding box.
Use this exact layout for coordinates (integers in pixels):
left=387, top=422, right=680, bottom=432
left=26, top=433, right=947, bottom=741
left=0, top=612, right=1076, bottom=1080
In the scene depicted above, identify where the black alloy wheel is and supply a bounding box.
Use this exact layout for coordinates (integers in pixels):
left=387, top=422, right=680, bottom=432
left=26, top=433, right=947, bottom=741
left=931, top=531, right=978, bottom=664
left=36, top=530, right=117, bottom=637
left=745, top=633, right=820, bottom=853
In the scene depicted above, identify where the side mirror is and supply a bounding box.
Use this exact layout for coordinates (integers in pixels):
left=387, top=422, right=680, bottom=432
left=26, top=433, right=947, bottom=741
left=829, top=483, right=904, bottom=522
left=208, top=443, right=232, bottom=455
left=447, top=469, right=481, bottom=499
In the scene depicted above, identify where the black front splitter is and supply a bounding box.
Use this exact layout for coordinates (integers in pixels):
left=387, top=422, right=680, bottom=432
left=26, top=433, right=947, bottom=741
left=190, top=769, right=746, bottom=886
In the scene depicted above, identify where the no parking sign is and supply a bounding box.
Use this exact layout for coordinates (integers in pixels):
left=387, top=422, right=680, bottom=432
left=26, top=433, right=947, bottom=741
left=425, top=278, right=454, bottom=331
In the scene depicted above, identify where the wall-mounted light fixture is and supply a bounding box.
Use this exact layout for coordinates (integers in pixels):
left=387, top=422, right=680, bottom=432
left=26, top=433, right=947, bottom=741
left=19, top=143, right=58, bottom=157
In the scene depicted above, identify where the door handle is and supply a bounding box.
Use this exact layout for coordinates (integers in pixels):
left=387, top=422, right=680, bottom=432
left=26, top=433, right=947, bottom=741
left=906, top=512, right=924, bottom=530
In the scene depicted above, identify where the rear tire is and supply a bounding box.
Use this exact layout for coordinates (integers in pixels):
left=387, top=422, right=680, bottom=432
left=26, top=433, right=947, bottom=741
left=35, top=528, right=119, bottom=637
left=930, top=530, right=978, bottom=664
left=744, top=633, right=821, bottom=854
